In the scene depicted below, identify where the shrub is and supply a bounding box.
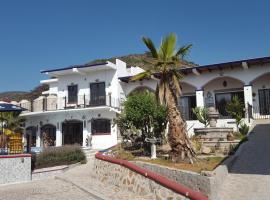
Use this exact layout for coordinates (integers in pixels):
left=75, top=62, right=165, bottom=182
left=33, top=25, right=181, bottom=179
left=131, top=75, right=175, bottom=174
left=33, top=145, right=86, bottom=170
left=239, top=123, right=249, bottom=136
left=226, top=96, right=245, bottom=131
left=192, top=107, right=209, bottom=127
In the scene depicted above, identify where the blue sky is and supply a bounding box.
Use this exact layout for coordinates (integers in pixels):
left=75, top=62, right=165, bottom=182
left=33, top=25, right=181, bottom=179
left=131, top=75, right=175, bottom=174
left=0, top=0, right=269, bottom=92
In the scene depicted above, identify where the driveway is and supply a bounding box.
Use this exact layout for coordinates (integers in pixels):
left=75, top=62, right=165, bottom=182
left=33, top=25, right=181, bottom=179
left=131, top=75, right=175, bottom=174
left=217, top=120, right=270, bottom=200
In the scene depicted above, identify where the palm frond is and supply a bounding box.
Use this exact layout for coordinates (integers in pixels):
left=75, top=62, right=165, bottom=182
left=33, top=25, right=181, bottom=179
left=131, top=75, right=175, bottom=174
left=142, top=37, right=158, bottom=58
left=160, top=33, right=177, bottom=60
left=130, top=70, right=152, bottom=81
left=175, top=44, right=192, bottom=59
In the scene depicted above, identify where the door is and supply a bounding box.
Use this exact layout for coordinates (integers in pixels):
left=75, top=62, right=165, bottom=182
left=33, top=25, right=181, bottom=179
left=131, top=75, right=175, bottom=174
left=62, top=121, right=83, bottom=145
left=90, top=82, right=106, bottom=106
left=259, top=89, right=270, bottom=115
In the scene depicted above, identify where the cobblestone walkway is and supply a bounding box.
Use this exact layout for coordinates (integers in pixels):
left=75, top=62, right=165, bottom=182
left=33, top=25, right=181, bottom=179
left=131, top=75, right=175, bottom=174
left=57, top=160, right=152, bottom=200
left=217, top=120, right=270, bottom=200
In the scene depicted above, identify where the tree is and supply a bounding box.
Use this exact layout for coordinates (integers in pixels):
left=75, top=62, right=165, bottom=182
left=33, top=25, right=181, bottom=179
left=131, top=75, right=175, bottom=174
left=131, top=33, right=195, bottom=162
left=115, top=91, right=167, bottom=149
left=226, top=96, right=245, bottom=131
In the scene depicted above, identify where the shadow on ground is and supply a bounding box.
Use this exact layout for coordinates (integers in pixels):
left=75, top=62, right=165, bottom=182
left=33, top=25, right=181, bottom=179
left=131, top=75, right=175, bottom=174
left=228, top=123, right=270, bottom=175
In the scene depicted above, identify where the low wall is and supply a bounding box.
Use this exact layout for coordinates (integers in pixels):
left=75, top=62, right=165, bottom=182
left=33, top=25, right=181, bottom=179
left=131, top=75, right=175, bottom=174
left=95, top=153, right=208, bottom=200
left=0, top=154, right=31, bottom=185
left=134, top=161, right=229, bottom=200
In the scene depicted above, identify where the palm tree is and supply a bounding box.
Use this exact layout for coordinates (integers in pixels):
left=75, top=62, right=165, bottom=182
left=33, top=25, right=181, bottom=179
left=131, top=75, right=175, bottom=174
left=132, top=33, right=195, bottom=163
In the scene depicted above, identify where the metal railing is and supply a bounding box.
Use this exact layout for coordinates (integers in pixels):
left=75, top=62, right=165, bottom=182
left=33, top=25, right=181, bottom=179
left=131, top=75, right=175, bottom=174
left=20, top=94, right=121, bottom=113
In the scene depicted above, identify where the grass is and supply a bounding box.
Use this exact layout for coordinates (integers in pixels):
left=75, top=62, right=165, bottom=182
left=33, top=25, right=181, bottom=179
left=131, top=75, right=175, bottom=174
left=134, top=157, right=224, bottom=173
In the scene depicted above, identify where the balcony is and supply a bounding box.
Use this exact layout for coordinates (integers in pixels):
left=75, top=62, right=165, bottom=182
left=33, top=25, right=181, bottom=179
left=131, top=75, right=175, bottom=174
left=19, top=94, right=121, bottom=113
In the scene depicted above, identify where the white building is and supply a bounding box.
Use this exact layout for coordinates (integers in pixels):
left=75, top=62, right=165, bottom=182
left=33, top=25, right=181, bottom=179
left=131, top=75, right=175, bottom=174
left=21, top=56, right=270, bottom=151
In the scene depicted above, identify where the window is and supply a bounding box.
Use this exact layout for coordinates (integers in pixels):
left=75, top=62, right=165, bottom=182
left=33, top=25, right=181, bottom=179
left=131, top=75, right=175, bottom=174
left=215, top=91, right=244, bottom=117
left=179, top=95, right=197, bottom=120
left=259, top=89, right=270, bottom=115
left=91, top=119, right=111, bottom=135
left=68, top=85, right=78, bottom=104
left=90, top=82, right=106, bottom=106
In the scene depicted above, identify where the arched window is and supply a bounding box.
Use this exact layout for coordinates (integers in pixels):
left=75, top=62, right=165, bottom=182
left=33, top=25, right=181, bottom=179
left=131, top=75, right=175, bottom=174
left=91, top=119, right=111, bottom=135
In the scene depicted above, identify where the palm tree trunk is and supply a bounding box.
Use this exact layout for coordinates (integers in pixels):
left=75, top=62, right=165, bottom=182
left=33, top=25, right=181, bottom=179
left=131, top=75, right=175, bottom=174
left=166, top=87, right=196, bottom=163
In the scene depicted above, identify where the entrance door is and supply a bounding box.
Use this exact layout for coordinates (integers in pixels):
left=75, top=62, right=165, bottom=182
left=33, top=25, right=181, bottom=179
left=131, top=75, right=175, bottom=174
left=259, top=89, right=270, bottom=115
left=62, top=121, right=83, bottom=145
left=90, top=82, right=106, bottom=106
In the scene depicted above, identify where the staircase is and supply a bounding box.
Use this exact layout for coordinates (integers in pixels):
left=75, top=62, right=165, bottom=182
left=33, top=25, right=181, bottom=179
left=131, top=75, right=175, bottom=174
left=82, top=147, right=98, bottom=161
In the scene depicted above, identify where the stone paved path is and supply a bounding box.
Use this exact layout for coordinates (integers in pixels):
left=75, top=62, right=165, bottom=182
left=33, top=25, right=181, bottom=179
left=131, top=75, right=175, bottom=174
left=57, top=159, right=152, bottom=200
left=217, top=120, right=270, bottom=200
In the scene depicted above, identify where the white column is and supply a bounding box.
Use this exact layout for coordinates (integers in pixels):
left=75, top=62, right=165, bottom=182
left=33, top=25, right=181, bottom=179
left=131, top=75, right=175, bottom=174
left=56, top=132, right=62, bottom=147
left=244, top=85, right=253, bottom=106
left=196, top=90, right=204, bottom=107
left=83, top=129, right=88, bottom=147
left=36, top=126, right=41, bottom=147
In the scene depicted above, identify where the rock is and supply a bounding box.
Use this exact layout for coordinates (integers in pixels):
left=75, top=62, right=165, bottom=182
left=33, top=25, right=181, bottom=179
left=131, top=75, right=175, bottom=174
left=201, top=146, right=211, bottom=154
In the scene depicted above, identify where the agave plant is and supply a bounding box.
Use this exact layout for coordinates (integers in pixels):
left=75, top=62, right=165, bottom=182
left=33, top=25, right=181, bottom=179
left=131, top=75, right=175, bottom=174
left=132, top=33, right=195, bottom=163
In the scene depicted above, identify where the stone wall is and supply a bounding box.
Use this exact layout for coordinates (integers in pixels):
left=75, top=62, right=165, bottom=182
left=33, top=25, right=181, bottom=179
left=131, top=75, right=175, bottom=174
left=134, top=161, right=229, bottom=200
left=0, top=154, right=31, bottom=185
left=94, top=159, right=190, bottom=200
left=134, top=161, right=212, bottom=197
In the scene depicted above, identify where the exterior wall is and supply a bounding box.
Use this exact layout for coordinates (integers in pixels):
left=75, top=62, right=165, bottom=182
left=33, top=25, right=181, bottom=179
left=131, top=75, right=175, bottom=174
left=25, top=109, right=117, bottom=149
left=0, top=155, right=31, bottom=185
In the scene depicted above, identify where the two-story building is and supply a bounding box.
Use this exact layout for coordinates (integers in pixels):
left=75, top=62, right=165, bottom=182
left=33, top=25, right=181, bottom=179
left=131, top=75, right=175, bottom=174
left=20, top=56, right=270, bottom=151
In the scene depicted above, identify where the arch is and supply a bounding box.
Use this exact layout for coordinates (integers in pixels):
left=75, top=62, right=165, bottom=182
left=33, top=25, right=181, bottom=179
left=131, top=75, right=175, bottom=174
left=180, top=81, right=197, bottom=95
left=250, top=72, right=270, bottom=84
left=25, top=126, right=37, bottom=152
left=62, top=120, right=83, bottom=145
left=128, top=86, right=155, bottom=96
left=41, top=124, right=56, bottom=147
left=202, top=76, right=244, bottom=89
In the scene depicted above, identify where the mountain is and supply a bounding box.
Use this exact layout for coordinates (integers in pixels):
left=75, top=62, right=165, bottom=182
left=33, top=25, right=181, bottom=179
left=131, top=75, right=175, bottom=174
left=88, top=53, right=197, bottom=69
left=0, top=84, right=49, bottom=102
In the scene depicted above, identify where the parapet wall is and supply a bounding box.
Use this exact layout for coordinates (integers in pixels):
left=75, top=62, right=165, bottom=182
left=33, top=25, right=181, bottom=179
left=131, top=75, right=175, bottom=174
left=0, top=154, right=31, bottom=185
left=95, top=152, right=208, bottom=200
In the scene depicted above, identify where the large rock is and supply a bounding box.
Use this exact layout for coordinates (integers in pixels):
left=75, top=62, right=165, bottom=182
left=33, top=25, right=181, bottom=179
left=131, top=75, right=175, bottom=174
left=201, top=146, right=211, bottom=154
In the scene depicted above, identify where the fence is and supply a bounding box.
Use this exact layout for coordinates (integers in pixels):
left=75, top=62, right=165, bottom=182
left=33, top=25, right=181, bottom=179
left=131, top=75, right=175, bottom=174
left=20, top=94, right=121, bottom=113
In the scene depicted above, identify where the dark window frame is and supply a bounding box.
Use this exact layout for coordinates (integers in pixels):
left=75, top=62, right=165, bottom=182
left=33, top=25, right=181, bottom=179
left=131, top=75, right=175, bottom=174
left=91, top=118, right=111, bottom=135
left=258, top=89, right=270, bottom=115
left=90, top=82, right=106, bottom=106
left=67, top=84, right=78, bottom=104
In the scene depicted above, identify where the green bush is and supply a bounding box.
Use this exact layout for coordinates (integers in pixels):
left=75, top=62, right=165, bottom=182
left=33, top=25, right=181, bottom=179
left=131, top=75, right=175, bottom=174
left=239, top=123, right=249, bottom=136
left=33, top=145, right=86, bottom=170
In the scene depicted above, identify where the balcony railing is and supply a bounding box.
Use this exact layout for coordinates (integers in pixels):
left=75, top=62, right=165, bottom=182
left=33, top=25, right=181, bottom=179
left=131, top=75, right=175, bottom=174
left=20, top=94, right=121, bottom=113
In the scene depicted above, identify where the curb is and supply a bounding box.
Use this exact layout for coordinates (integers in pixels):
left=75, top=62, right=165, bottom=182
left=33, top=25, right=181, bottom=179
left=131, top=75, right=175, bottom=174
left=55, top=176, right=109, bottom=200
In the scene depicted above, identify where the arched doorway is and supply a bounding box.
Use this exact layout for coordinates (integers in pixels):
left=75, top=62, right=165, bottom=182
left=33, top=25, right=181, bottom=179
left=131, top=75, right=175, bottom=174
left=41, top=124, right=56, bottom=147
left=62, top=120, right=83, bottom=146
left=26, top=126, right=37, bottom=152
left=128, top=86, right=155, bottom=96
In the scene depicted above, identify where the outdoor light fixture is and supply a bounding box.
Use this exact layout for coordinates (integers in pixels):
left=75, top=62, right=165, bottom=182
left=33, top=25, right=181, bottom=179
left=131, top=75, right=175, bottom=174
left=223, top=80, right=227, bottom=87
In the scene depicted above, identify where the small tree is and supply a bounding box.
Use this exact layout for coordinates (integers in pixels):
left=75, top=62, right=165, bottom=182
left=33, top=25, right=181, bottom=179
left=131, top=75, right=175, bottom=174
left=226, top=96, right=244, bottom=131
left=192, top=107, right=209, bottom=127
left=115, top=91, right=167, bottom=150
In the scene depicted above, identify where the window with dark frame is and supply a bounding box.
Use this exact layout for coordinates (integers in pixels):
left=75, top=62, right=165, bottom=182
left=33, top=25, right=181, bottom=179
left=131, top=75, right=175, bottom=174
left=215, top=91, right=244, bottom=117
left=91, top=119, right=111, bottom=135
left=90, top=82, right=106, bottom=106
left=68, top=85, right=78, bottom=104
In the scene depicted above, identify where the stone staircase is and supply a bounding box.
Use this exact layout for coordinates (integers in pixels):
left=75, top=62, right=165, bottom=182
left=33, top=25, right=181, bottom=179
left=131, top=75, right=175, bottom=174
left=82, top=147, right=98, bottom=161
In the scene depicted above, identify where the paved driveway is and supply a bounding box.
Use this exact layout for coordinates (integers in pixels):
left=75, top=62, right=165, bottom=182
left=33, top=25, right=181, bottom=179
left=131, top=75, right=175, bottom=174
left=217, top=120, right=270, bottom=200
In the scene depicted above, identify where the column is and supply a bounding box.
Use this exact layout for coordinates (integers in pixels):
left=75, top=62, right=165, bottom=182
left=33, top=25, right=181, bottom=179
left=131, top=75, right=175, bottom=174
left=56, top=122, right=62, bottom=146
left=36, top=125, right=41, bottom=147
left=83, top=129, right=88, bottom=147
left=244, top=85, right=253, bottom=120
left=244, top=85, right=253, bottom=106
left=196, top=90, right=204, bottom=107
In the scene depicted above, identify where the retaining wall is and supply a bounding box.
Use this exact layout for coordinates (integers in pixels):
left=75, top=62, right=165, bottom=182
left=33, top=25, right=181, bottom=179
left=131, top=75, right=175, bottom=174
left=95, top=153, right=208, bottom=200
left=0, top=154, right=31, bottom=185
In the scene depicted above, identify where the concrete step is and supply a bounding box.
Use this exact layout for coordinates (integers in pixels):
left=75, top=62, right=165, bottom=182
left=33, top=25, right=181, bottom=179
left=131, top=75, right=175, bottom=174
left=82, top=147, right=98, bottom=161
